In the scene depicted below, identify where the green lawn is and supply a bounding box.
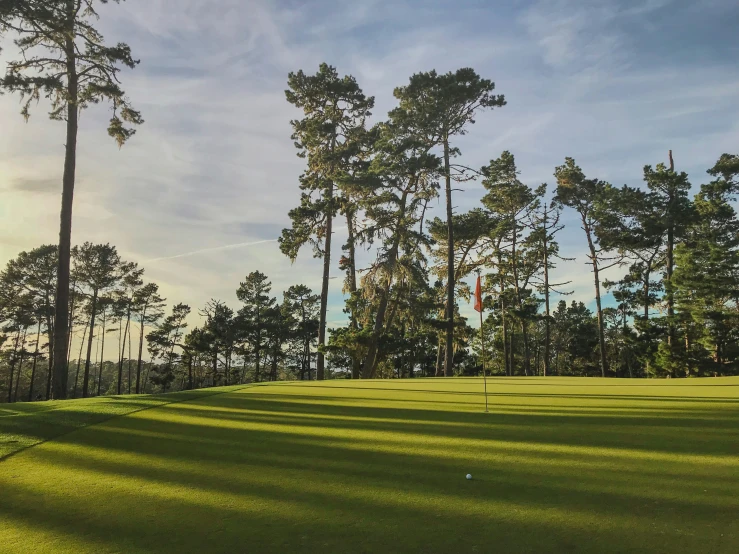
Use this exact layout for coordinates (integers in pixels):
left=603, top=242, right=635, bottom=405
left=1, top=378, right=738, bottom=553
left=0, top=385, right=248, bottom=459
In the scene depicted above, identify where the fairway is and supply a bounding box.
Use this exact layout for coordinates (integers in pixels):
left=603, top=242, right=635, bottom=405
left=1, top=378, right=738, bottom=553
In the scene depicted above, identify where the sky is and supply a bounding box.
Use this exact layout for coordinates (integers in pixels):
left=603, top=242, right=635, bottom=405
left=1, top=0, right=738, bottom=335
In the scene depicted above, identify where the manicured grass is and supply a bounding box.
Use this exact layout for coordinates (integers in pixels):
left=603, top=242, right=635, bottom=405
left=1, top=378, right=738, bottom=553
left=0, top=385, right=248, bottom=459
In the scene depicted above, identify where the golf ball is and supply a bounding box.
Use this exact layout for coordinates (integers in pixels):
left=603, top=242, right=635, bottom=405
left=466, top=474, right=472, bottom=480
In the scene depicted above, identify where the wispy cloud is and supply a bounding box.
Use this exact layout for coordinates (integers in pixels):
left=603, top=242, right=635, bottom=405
left=144, top=239, right=279, bottom=264
left=1, top=0, right=737, bottom=328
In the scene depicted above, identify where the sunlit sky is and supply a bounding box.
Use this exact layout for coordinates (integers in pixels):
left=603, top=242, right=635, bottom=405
left=1, top=0, right=738, bottom=331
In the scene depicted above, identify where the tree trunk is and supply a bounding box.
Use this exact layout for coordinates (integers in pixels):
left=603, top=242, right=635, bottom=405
left=271, top=343, right=278, bottom=381
left=435, top=336, right=444, bottom=377
left=643, top=276, right=650, bottom=322
left=443, top=135, right=455, bottom=377
left=143, top=364, right=151, bottom=393
left=301, top=301, right=309, bottom=381
left=136, top=304, right=148, bottom=394
left=65, top=284, right=77, bottom=370
left=127, top=319, right=132, bottom=394
left=29, top=319, right=42, bottom=401
left=116, top=316, right=122, bottom=392
left=188, top=353, right=193, bottom=390
left=117, top=304, right=131, bottom=394
left=385, top=286, right=404, bottom=332
left=7, top=329, right=21, bottom=403
left=497, top=257, right=510, bottom=377
left=92, top=317, right=100, bottom=394
left=666, top=226, right=675, bottom=347
left=345, top=209, right=361, bottom=379
left=362, top=192, right=408, bottom=378
left=509, top=326, right=515, bottom=375
left=510, top=222, right=531, bottom=377
left=97, top=307, right=106, bottom=396
left=73, top=316, right=89, bottom=398
left=13, top=327, right=28, bottom=403
left=666, top=150, right=675, bottom=348
left=45, top=306, right=54, bottom=400
left=212, top=347, right=218, bottom=385
left=317, top=181, right=334, bottom=381
left=362, top=286, right=392, bottom=379
left=543, top=231, right=551, bottom=377
left=641, top=267, right=652, bottom=375
left=585, top=225, right=608, bottom=377
left=304, top=332, right=310, bottom=381
left=521, top=323, right=531, bottom=376
left=51, top=28, right=78, bottom=401
left=254, top=336, right=261, bottom=383
left=684, top=328, right=690, bottom=377
left=82, top=289, right=99, bottom=398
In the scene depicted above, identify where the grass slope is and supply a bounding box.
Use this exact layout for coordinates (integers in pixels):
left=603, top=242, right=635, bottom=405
left=1, top=377, right=738, bottom=553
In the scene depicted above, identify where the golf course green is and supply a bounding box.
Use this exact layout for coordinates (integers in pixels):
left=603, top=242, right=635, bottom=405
left=1, top=377, right=738, bottom=553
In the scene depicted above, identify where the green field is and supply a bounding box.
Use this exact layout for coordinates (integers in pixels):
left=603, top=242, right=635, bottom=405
left=1, top=378, right=738, bottom=553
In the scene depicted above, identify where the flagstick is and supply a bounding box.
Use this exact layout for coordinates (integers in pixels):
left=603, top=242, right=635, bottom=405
left=480, top=305, right=488, bottom=413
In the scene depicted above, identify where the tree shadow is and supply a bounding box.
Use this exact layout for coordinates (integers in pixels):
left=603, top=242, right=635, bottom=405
left=1, top=384, right=737, bottom=553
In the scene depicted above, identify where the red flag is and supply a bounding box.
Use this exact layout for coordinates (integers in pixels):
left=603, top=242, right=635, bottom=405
left=473, top=275, right=482, bottom=313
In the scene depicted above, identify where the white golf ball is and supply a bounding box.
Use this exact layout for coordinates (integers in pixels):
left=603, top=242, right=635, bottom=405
left=466, top=474, right=472, bottom=480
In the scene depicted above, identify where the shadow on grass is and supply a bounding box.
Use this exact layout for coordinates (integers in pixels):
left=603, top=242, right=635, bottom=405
left=1, top=384, right=737, bottom=553
left=0, top=385, right=249, bottom=461
left=154, top=392, right=739, bottom=455
left=266, top=382, right=739, bottom=403
left=5, top=425, right=735, bottom=553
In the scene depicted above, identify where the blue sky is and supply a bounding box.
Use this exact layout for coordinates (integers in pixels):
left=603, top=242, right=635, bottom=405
left=1, top=0, right=738, bottom=330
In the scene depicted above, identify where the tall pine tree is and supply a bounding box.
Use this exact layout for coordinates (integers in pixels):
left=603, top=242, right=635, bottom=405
left=0, top=0, right=142, bottom=399
left=279, top=64, right=374, bottom=381
left=392, top=68, right=505, bottom=376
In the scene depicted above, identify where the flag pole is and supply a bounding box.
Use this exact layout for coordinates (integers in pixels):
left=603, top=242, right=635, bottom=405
left=477, top=269, right=488, bottom=413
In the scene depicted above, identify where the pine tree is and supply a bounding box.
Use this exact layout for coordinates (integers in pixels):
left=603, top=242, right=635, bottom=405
left=1, top=245, right=57, bottom=398
left=237, top=272, right=276, bottom=383
left=1, top=0, right=143, bottom=399
left=358, top=118, right=440, bottom=378
left=133, top=283, right=165, bottom=393
left=481, top=152, right=539, bottom=375
left=598, top=182, right=665, bottom=373
left=642, top=155, right=694, bottom=366
left=280, top=64, right=374, bottom=381
left=147, top=303, right=190, bottom=391
left=115, top=263, right=143, bottom=394
left=530, top=185, right=571, bottom=376
left=199, top=300, right=235, bottom=385
left=75, top=242, right=121, bottom=398
left=428, top=209, right=493, bottom=374
left=392, top=68, right=505, bottom=377
left=554, top=158, right=618, bottom=377
left=668, top=154, right=739, bottom=375
left=282, top=285, right=319, bottom=381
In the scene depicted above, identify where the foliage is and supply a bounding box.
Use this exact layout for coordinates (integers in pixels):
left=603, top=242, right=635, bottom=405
left=3, top=53, right=739, bottom=385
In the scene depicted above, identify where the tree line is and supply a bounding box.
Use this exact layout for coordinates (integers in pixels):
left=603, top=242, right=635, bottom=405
left=280, top=64, right=739, bottom=381
left=2, top=3, right=738, bottom=402
left=0, top=243, right=321, bottom=402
